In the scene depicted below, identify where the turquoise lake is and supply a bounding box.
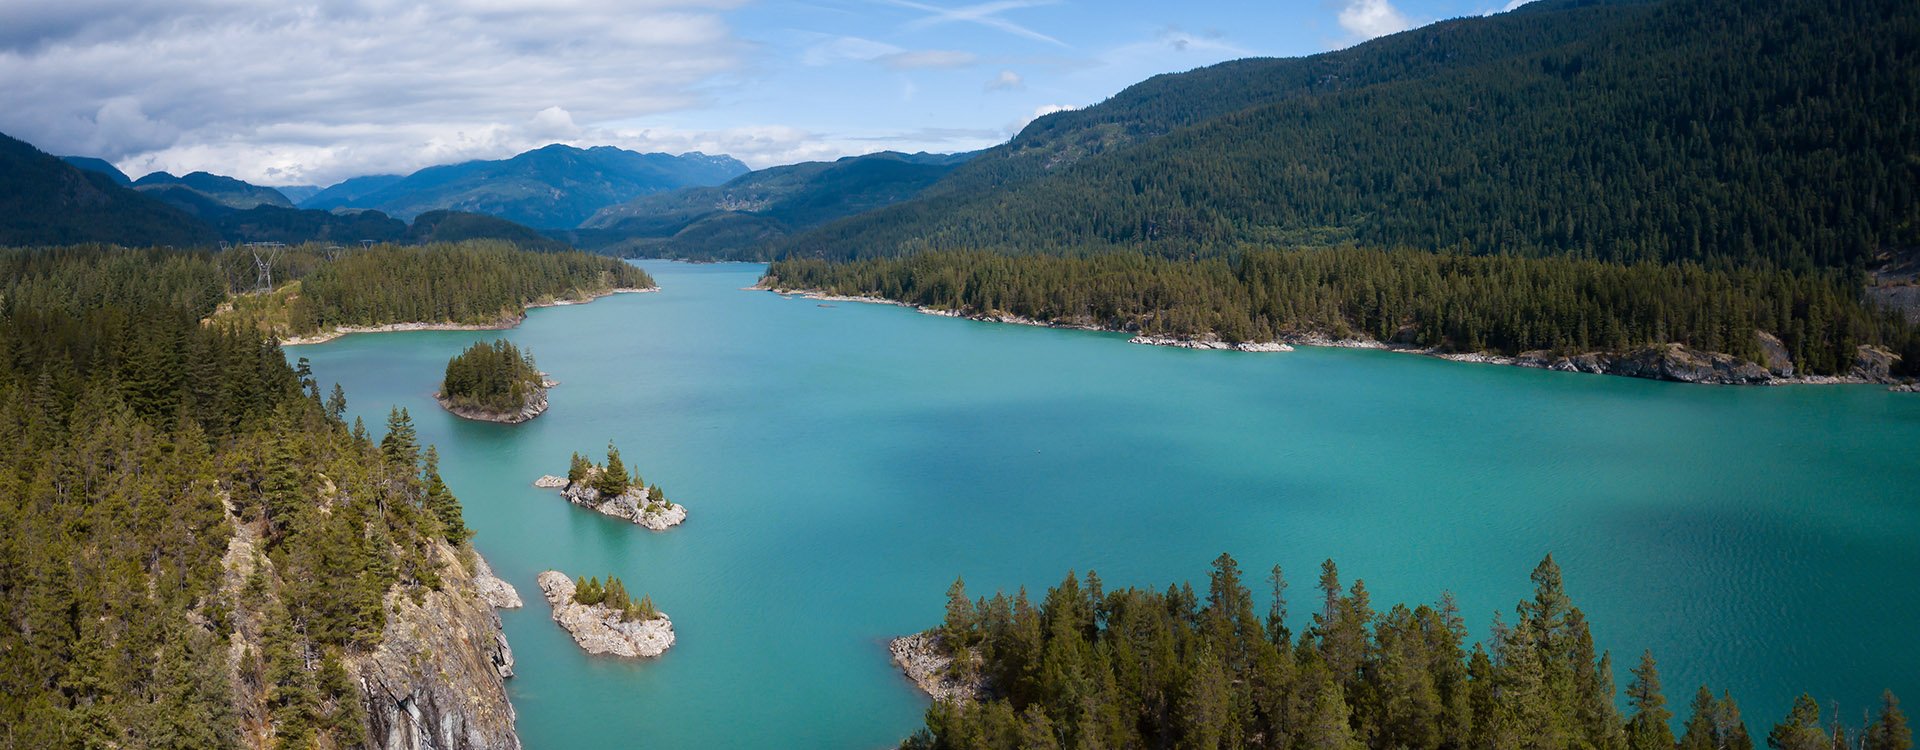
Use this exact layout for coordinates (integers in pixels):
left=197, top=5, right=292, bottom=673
left=290, top=260, right=1920, bottom=749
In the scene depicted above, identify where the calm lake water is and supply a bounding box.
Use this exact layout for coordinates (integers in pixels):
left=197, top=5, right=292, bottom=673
left=290, top=261, right=1920, bottom=749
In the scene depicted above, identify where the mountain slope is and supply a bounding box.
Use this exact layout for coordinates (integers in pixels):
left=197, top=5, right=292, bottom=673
left=784, top=0, right=1919, bottom=271
left=573, top=151, right=969, bottom=259
left=1, top=132, right=219, bottom=247
left=318, top=144, right=749, bottom=228
left=299, top=174, right=403, bottom=210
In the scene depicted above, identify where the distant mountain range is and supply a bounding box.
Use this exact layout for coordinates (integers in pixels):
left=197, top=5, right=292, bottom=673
left=4, top=132, right=564, bottom=250
left=300, top=144, right=749, bottom=228
left=32, top=143, right=975, bottom=258
left=566, top=151, right=975, bottom=260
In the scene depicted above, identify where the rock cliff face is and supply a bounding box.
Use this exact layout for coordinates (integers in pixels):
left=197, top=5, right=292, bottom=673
left=536, top=571, right=675, bottom=658
left=218, top=501, right=525, bottom=750
left=351, top=544, right=523, bottom=750
left=533, top=474, right=688, bottom=530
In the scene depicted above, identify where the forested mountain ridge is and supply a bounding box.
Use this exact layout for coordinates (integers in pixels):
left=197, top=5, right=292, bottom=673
left=133, top=170, right=295, bottom=211
left=306, top=144, right=750, bottom=228
left=0, top=245, right=520, bottom=748
left=783, top=0, right=1919, bottom=271
left=1, top=133, right=220, bottom=247
left=571, top=151, right=971, bottom=260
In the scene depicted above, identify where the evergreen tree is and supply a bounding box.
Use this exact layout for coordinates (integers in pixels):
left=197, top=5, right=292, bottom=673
left=596, top=442, right=631, bottom=497
left=1768, top=695, right=1829, bottom=750
left=421, top=446, right=469, bottom=542
left=1625, top=650, right=1676, bottom=750
left=568, top=451, right=590, bottom=484
left=1868, top=691, right=1913, bottom=750
left=380, top=407, right=418, bottom=468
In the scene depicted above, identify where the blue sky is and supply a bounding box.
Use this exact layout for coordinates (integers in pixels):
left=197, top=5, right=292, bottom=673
left=0, top=0, right=1530, bottom=186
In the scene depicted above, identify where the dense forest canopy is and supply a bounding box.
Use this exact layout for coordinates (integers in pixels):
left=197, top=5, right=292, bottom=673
left=765, top=249, right=1920, bottom=377
left=441, top=339, right=544, bottom=413
left=904, top=554, right=1911, bottom=750
left=782, top=0, right=1920, bottom=272
left=0, top=245, right=473, bottom=746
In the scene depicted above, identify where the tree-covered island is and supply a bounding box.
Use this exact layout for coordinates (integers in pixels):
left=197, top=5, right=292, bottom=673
left=438, top=339, right=550, bottom=423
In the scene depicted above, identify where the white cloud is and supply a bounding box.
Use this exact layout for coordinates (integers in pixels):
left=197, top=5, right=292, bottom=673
left=1338, top=0, right=1412, bottom=40
left=0, top=0, right=753, bottom=185
left=986, top=69, right=1024, bottom=91
left=1004, top=102, right=1073, bottom=135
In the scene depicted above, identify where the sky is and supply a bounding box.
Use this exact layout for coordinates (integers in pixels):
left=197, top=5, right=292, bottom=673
left=0, top=0, right=1533, bottom=187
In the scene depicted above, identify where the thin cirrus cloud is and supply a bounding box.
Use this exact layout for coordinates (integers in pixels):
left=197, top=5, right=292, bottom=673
left=800, top=36, right=979, bottom=69
left=877, top=0, right=1068, bottom=47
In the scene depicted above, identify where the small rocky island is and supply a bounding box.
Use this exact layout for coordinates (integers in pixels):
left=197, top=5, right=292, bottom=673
left=533, top=443, right=688, bottom=530
left=438, top=339, right=552, bottom=423
left=537, top=570, right=674, bottom=657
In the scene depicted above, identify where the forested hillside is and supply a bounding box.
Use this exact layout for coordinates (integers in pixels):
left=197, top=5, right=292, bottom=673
left=1, top=133, right=219, bottom=247
left=785, top=0, right=1919, bottom=270
left=0, top=246, right=492, bottom=746
left=902, top=555, right=1911, bottom=750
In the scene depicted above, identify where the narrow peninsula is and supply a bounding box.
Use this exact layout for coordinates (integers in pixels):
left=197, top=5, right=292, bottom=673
left=438, top=339, right=551, bottom=423
left=533, top=443, right=687, bottom=530
left=204, top=240, right=657, bottom=345
left=537, top=571, right=674, bottom=658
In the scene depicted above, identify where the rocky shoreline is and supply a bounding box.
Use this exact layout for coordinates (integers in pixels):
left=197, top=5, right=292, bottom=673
left=533, top=473, right=687, bottom=530
left=438, top=376, right=555, bottom=424
left=889, top=631, right=989, bottom=704
left=536, top=571, right=674, bottom=658
left=279, top=287, right=656, bottom=346
left=763, top=286, right=1913, bottom=389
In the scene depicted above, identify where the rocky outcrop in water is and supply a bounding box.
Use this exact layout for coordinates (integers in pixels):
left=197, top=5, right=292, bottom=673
left=537, top=571, right=675, bottom=658
left=890, top=632, right=989, bottom=704
left=534, top=472, right=687, bottom=530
